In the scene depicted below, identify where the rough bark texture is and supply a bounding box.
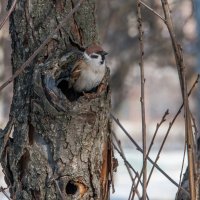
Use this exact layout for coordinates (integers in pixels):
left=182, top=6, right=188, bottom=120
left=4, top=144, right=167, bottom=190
left=0, top=0, right=111, bottom=199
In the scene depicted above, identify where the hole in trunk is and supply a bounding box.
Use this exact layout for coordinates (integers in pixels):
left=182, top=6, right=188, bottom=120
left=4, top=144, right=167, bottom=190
left=66, top=181, right=78, bottom=195
left=57, top=80, right=81, bottom=101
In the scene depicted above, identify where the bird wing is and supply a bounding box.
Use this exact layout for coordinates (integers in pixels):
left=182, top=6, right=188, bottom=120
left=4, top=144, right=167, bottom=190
left=68, top=59, right=87, bottom=88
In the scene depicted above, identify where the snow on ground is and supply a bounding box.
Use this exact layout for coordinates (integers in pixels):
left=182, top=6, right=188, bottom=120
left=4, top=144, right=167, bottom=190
left=111, top=149, right=187, bottom=200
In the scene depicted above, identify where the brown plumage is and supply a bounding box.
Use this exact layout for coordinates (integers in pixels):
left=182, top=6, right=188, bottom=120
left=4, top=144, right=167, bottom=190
left=85, top=44, right=104, bottom=55
left=68, top=44, right=108, bottom=92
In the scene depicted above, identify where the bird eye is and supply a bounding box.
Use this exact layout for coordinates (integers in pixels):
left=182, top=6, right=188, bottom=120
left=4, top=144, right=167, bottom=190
left=90, top=54, right=98, bottom=59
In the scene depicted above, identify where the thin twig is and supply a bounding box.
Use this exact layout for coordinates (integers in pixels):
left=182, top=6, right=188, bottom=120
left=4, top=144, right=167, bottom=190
left=112, top=141, right=147, bottom=200
left=0, top=187, right=11, bottom=200
left=112, top=142, right=140, bottom=180
left=112, top=70, right=200, bottom=198
left=161, top=1, right=196, bottom=199
left=131, top=110, right=169, bottom=200
left=129, top=181, right=151, bottom=200
left=146, top=74, right=199, bottom=189
left=129, top=180, right=150, bottom=200
left=139, top=0, right=165, bottom=22
left=111, top=140, right=148, bottom=198
left=110, top=113, right=189, bottom=196
left=113, top=132, right=134, bottom=179
left=112, top=131, right=141, bottom=199
left=146, top=121, right=179, bottom=185
left=188, top=74, right=200, bottom=96
left=176, top=142, right=187, bottom=199
left=0, top=0, right=84, bottom=92
left=0, top=0, right=17, bottom=30
left=128, top=182, right=135, bottom=200
left=136, top=1, right=147, bottom=199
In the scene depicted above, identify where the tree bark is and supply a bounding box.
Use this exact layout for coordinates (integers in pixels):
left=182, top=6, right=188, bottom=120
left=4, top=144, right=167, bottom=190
left=0, top=0, right=112, bottom=199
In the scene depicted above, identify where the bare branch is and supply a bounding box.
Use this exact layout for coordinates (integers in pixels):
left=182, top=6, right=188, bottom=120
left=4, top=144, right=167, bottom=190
left=139, top=0, right=165, bottom=22
left=161, top=0, right=196, bottom=198
left=0, top=0, right=17, bottom=30
left=146, top=74, right=199, bottom=191
left=112, top=142, right=139, bottom=181
left=0, top=0, right=84, bottom=92
left=136, top=1, right=147, bottom=199
left=110, top=113, right=189, bottom=196
left=131, top=110, right=169, bottom=199
left=0, top=187, right=11, bottom=200
left=176, top=142, right=187, bottom=199
left=112, top=131, right=141, bottom=199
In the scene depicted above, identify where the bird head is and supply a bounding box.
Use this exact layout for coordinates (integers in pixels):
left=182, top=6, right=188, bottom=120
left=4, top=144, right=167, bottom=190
left=84, top=44, right=108, bottom=66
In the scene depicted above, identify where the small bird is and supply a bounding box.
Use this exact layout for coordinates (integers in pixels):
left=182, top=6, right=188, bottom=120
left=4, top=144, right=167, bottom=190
left=68, top=44, right=108, bottom=93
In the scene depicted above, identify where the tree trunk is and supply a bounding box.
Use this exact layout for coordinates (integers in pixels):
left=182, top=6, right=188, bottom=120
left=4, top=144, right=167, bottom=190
left=0, top=0, right=112, bottom=199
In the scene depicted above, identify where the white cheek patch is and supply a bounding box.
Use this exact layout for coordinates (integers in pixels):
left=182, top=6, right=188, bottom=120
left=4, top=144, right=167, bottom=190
left=84, top=52, right=105, bottom=67
left=83, top=52, right=91, bottom=60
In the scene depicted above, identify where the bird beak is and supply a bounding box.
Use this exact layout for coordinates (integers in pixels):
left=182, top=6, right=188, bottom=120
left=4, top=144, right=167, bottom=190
left=99, top=51, right=108, bottom=56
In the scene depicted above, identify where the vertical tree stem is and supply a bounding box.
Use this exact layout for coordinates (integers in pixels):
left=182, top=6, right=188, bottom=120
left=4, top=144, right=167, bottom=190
left=161, top=0, right=196, bottom=199
left=137, top=1, right=147, bottom=199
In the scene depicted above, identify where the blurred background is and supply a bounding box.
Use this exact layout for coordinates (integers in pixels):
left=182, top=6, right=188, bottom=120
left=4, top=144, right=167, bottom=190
left=0, top=0, right=200, bottom=199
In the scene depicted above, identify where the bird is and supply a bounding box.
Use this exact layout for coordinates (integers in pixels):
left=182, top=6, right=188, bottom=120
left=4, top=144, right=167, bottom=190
left=68, top=44, right=108, bottom=93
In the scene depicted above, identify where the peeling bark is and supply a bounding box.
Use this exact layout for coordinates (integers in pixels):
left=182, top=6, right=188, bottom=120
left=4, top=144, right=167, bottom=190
left=0, top=0, right=111, bottom=199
